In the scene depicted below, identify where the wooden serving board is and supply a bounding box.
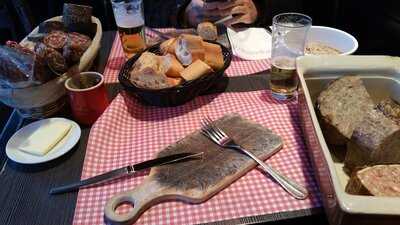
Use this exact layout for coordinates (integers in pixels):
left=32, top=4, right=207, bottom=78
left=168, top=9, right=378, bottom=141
left=104, top=114, right=283, bottom=225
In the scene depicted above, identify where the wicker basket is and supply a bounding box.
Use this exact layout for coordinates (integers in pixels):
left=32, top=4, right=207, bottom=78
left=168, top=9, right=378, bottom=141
left=0, top=15, right=102, bottom=119
left=119, top=41, right=232, bottom=107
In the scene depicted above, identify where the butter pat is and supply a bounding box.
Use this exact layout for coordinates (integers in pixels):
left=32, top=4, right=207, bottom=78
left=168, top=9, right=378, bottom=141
left=19, top=121, right=72, bottom=156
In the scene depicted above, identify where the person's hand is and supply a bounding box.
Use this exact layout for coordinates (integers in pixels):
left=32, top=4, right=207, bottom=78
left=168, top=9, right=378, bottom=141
left=185, top=0, right=220, bottom=27
left=203, top=0, right=258, bottom=26
left=185, top=0, right=258, bottom=27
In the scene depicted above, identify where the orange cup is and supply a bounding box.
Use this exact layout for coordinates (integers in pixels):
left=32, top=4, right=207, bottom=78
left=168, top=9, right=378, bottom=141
left=65, top=72, right=109, bottom=125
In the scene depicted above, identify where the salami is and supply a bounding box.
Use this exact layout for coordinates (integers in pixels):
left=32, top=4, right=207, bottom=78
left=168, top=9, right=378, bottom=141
left=63, top=32, right=91, bottom=64
left=6, top=41, right=35, bottom=55
left=34, top=43, right=67, bottom=74
left=43, top=31, right=68, bottom=50
left=47, top=50, right=68, bottom=74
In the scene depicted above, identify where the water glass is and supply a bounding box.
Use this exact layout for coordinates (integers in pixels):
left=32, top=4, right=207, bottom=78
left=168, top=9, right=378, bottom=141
left=269, top=13, right=312, bottom=100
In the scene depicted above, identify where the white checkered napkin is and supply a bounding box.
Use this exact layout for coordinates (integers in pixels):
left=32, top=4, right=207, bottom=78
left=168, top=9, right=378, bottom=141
left=103, top=29, right=272, bottom=84
left=72, top=90, right=321, bottom=225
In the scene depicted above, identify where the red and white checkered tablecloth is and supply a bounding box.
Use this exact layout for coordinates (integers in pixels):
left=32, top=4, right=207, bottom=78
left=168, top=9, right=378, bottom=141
left=72, top=89, right=321, bottom=225
left=103, top=29, right=271, bottom=83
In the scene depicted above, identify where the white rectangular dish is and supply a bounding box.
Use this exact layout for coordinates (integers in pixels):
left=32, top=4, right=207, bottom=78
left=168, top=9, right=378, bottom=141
left=297, top=55, right=400, bottom=225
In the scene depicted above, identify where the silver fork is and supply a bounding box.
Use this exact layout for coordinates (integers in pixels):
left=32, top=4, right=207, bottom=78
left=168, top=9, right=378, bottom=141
left=200, top=116, right=309, bottom=200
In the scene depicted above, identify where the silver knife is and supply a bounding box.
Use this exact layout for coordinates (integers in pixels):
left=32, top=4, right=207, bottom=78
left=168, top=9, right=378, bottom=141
left=214, top=15, right=233, bottom=25
left=49, top=152, right=204, bottom=195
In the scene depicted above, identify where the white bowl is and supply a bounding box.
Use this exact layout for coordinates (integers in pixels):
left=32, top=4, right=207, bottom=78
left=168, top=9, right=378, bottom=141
left=307, top=26, right=358, bottom=55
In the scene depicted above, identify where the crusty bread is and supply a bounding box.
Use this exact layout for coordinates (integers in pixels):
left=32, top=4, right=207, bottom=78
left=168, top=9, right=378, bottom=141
left=132, top=52, right=165, bottom=74
left=167, top=77, right=182, bottom=86
left=203, top=42, right=224, bottom=70
left=130, top=69, right=171, bottom=90
left=130, top=52, right=173, bottom=89
left=175, top=34, right=205, bottom=66
left=163, top=54, right=184, bottom=78
left=180, top=59, right=213, bottom=81
left=160, top=38, right=177, bottom=55
left=197, top=22, right=218, bottom=41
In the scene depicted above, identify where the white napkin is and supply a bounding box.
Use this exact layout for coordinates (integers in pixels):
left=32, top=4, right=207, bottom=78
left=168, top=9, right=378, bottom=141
left=227, top=27, right=272, bottom=60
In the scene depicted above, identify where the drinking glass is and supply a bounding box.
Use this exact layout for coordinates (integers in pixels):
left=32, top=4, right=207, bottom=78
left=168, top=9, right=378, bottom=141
left=111, top=0, right=146, bottom=58
left=269, top=13, right=312, bottom=100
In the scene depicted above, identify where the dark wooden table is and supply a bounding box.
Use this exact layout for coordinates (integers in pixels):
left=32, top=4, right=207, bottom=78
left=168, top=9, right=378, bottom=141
left=0, top=31, right=328, bottom=225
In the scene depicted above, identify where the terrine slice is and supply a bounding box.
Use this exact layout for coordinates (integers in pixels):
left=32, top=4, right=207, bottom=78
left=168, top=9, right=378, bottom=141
left=345, top=164, right=400, bottom=197
left=376, top=98, right=400, bottom=125
left=317, top=76, right=374, bottom=146
left=344, top=109, right=400, bottom=173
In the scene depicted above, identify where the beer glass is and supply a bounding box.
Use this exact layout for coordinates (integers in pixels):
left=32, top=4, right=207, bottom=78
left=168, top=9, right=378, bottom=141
left=270, top=13, right=312, bottom=100
left=111, top=0, right=146, bottom=58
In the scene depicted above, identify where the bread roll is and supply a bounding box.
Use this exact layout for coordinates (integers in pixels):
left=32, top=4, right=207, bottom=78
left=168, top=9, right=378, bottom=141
left=130, top=71, right=171, bottom=90
left=203, top=42, right=224, bottom=70
left=133, top=52, right=164, bottom=74
left=180, top=59, right=213, bottom=81
left=167, top=77, right=182, bottom=86
left=130, top=52, right=172, bottom=89
left=160, top=38, right=177, bottom=55
left=163, top=54, right=184, bottom=78
left=197, top=22, right=218, bottom=41
left=175, top=34, right=205, bottom=66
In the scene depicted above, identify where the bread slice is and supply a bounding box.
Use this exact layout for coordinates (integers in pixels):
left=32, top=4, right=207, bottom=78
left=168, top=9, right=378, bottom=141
left=160, top=38, right=177, bottom=55
left=175, top=34, right=205, bottom=66
left=180, top=59, right=213, bottom=81
left=167, top=77, right=182, bottom=86
left=132, top=52, right=165, bottom=74
left=130, top=52, right=171, bottom=89
left=203, top=42, right=224, bottom=70
left=130, top=69, right=171, bottom=90
left=163, top=54, right=184, bottom=78
left=345, top=164, right=400, bottom=197
left=197, top=22, right=218, bottom=41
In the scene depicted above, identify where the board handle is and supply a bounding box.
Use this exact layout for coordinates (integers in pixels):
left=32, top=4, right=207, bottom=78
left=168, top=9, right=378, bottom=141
left=104, top=179, right=166, bottom=225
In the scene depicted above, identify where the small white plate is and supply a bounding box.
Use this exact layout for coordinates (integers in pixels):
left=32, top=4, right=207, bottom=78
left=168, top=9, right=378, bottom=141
left=6, top=118, right=81, bottom=164
left=227, top=27, right=272, bottom=60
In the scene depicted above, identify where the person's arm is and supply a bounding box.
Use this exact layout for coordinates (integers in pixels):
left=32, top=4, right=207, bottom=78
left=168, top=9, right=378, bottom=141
left=250, top=0, right=269, bottom=27
left=177, top=0, right=306, bottom=28
left=177, top=0, right=268, bottom=28
left=176, top=0, right=198, bottom=28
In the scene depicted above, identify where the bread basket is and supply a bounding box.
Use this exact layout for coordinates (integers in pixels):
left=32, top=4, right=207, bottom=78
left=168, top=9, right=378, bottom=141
left=0, top=15, right=102, bottom=119
left=118, top=41, right=232, bottom=107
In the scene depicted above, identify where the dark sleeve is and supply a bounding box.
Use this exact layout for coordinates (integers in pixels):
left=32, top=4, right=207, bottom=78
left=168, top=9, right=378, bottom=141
left=176, top=0, right=192, bottom=28
left=256, top=0, right=306, bottom=27
left=251, top=0, right=269, bottom=27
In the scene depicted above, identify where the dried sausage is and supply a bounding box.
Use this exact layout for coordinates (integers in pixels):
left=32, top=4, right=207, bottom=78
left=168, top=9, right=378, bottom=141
left=63, top=32, right=91, bottom=64
left=43, top=31, right=68, bottom=50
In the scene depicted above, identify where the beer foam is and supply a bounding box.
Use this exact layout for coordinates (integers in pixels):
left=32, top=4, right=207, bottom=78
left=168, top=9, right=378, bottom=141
left=115, top=16, right=144, bottom=28
left=272, top=56, right=296, bottom=70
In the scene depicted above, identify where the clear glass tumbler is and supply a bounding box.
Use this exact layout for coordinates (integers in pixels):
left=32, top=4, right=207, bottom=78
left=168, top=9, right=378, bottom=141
left=111, top=0, right=146, bottom=58
left=269, top=13, right=312, bottom=101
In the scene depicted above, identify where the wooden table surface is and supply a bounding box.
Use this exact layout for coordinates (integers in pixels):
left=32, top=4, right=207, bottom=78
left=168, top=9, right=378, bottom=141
left=0, top=31, right=328, bottom=225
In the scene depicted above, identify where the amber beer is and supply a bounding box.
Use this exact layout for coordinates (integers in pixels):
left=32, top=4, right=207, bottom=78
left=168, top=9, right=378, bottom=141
left=111, top=0, right=146, bottom=58
left=117, top=25, right=146, bottom=58
left=269, top=56, right=298, bottom=100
